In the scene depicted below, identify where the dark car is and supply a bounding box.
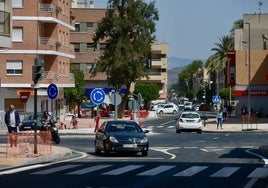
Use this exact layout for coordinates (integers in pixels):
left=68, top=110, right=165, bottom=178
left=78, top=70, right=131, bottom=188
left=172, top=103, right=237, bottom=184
left=198, top=103, right=210, bottom=111
left=19, top=114, right=43, bottom=131
left=94, top=120, right=149, bottom=156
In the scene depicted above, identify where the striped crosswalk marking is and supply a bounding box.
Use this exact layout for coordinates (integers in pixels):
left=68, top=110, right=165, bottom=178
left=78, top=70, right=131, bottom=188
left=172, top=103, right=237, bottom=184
left=66, top=165, right=112, bottom=175
left=210, top=167, right=240, bottom=177
left=31, top=164, right=80, bottom=175
left=137, top=165, right=176, bottom=176
left=248, top=168, right=268, bottom=178
left=173, top=166, right=208, bottom=176
left=102, top=165, right=144, bottom=175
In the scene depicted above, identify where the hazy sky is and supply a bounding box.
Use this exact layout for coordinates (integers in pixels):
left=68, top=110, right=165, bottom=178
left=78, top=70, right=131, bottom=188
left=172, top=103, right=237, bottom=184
left=88, top=0, right=268, bottom=60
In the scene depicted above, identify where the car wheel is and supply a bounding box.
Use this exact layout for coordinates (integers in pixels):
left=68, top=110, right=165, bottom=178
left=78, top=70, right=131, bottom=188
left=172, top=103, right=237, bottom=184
left=176, top=129, right=181, bottom=134
left=141, top=150, right=148, bottom=157
left=197, top=130, right=202, bottom=134
left=173, top=110, right=177, bottom=114
left=159, top=111, right=163, bottom=114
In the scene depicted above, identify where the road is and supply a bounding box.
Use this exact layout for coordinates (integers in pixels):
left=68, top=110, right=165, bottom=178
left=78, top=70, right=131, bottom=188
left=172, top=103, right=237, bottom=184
left=1, top=115, right=268, bottom=187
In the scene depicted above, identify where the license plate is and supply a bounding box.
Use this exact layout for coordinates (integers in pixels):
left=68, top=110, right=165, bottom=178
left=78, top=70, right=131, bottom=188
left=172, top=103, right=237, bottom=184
left=123, top=144, right=137, bottom=148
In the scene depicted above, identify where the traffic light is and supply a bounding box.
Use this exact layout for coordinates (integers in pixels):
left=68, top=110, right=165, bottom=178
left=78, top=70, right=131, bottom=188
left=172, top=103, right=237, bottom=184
left=146, top=58, right=152, bottom=69
left=202, top=89, right=206, bottom=100
left=32, top=58, right=44, bottom=84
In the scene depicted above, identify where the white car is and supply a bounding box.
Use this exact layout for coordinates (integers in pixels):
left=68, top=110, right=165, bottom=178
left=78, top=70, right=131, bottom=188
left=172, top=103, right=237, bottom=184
left=156, top=103, right=178, bottom=114
left=176, top=111, right=203, bottom=134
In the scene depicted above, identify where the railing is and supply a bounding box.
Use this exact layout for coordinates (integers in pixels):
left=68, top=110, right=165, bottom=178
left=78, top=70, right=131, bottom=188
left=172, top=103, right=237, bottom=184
left=39, top=4, right=55, bottom=12
left=43, top=71, right=57, bottom=80
left=39, top=37, right=57, bottom=46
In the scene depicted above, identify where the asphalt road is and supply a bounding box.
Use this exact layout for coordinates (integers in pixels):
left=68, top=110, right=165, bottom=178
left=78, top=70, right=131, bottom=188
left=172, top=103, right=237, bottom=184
left=1, top=116, right=268, bottom=187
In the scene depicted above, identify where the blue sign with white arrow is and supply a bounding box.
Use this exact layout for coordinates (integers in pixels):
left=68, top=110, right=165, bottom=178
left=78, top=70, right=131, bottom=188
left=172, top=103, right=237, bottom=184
left=47, top=83, right=58, bottom=100
left=90, top=88, right=105, bottom=105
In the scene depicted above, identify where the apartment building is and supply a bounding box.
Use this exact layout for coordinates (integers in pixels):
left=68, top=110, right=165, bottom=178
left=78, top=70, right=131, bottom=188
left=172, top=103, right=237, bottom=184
left=71, top=1, right=168, bottom=100
left=230, top=13, right=268, bottom=116
left=0, top=0, right=75, bottom=117
left=0, top=0, right=12, bottom=49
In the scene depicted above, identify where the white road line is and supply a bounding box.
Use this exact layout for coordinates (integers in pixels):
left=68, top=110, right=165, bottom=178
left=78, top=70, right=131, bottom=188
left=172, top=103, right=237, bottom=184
left=183, top=147, right=198, bottom=149
left=173, top=166, right=208, bottom=177
left=66, top=165, right=112, bottom=175
left=210, top=167, right=240, bottom=177
left=150, top=147, right=179, bottom=159
left=161, top=120, right=174, bottom=125
left=31, top=164, right=80, bottom=175
left=102, top=165, right=143, bottom=175
left=137, top=165, right=176, bottom=176
left=0, top=164, right=48, bottom=175
left=247, top=168, right=268, bottom=178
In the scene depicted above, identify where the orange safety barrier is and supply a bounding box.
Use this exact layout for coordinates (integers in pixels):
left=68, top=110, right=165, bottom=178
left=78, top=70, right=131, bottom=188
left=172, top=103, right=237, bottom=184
left=5, top=131, right=52, bottom=158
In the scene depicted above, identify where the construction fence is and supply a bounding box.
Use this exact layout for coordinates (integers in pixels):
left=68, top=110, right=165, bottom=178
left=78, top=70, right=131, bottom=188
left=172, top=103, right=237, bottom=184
left=3, top=131, right=52, bottom=158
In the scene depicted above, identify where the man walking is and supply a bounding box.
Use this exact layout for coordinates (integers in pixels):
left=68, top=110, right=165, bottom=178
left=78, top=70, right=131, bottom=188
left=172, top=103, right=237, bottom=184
left=217, top=109, right=223, bottom=130
left=4, top=104, right=21, bottom=147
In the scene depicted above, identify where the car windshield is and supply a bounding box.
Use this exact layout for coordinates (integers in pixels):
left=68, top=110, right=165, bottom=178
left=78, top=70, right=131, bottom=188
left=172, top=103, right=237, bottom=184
left=181, top=113, right=199, bottom=119
left=107, top=122, right=141, bottom=133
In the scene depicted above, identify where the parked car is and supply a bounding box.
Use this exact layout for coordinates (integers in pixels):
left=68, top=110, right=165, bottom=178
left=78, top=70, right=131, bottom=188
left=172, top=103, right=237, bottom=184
left=156, top=103, right=178, bottom=114
left=176, top=111, right=203, bottom=134
left=94, top=120, right=149, bottom=156
left=19, top=113, right=43, bottom=131
left=198, top=103, right=210, bottom=111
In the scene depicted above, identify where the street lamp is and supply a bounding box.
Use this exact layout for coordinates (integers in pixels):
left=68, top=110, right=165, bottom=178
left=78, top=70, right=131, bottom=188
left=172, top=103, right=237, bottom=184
left=245, top=22, right=251, bottom=122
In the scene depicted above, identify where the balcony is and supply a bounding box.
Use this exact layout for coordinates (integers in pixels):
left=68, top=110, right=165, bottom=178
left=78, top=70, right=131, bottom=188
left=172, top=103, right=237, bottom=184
left=39, top=4, right=55, bottom=12
left=39, top=37, right=57, bottom=46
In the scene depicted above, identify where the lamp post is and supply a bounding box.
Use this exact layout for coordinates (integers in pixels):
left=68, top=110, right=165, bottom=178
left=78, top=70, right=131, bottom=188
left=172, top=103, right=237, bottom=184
left=245, top=22, right=251, bottom=123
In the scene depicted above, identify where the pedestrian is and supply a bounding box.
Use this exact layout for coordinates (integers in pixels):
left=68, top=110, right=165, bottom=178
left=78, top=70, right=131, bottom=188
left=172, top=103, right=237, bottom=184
left=4, top=104, right=21, bottom=147
left=241, top=105, right=248, bottom=123
left=217, top=109, right=223, bottom=129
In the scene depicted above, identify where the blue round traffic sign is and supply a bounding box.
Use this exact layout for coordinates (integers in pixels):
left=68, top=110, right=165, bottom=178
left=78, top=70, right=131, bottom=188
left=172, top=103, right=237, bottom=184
left=47, top=83, right=58, bottom=100
left=90, top=88, right=105, bottom=105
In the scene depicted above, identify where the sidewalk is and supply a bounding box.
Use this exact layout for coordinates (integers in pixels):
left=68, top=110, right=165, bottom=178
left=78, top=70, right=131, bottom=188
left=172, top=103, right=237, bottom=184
left=0, top=115, right=268, bottom=172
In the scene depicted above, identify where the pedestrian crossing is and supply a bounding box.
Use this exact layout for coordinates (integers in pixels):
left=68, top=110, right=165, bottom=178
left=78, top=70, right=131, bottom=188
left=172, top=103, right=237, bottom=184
left=28, top=164, right=268, bottom=179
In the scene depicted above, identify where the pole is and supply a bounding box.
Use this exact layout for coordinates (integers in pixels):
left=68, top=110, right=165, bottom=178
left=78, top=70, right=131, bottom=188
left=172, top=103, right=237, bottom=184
left=245, top=22, right=251, bottom=125
left=34, top=86, right=38, bottom=154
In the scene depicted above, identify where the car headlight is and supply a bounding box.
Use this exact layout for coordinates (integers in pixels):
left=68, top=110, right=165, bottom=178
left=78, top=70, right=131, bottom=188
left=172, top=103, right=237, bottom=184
left=140, top=137, right=148, bottom=144
left=109, top=136, right=119, bottom=143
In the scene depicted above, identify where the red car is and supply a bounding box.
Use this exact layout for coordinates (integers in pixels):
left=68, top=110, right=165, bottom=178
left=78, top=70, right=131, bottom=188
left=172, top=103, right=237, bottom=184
left=199, top=103, right=210, bottom=111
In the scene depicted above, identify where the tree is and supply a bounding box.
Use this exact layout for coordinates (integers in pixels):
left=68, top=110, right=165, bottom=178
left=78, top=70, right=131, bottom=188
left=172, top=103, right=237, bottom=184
left=92, top=0, right=159, bottom=118
left=178, top=60, right=203, bottom=96
left=133, top=83, right=159, bottom=109
left=64, top=70, right=86, bottom=117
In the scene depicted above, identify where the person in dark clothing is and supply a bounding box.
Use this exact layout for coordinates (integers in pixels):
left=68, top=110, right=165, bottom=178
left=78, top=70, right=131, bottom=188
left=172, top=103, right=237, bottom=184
left=241, top=105, right=248, bottom=123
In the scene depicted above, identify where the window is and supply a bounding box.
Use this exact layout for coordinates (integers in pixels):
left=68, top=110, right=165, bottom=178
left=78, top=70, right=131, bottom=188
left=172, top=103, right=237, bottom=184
left=87, top=43, right=94, bottom=49
left=12, top=27, right=23, bottom=42
left=0, top=10, right=10, bottom=35
left=87, top=22, right=94, bottom=28
left=6, top=60, right=23, bottom=75
left=12, top=0, right=23, bottom=8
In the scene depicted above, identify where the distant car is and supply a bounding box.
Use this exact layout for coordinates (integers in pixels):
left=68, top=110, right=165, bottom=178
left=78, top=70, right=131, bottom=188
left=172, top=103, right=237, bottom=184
left=156, top=103, right=178, bottom=114
left=94, top=120, right=149, bottom=156
left=199, top=103, right=210, bottom=111
left=184, top=102, right=193, bottom=111
left=19, top=114, right=43, bottom=131
left=178, top=105, right=185, bottom=111
left=176, top=111, right=203, bottom=134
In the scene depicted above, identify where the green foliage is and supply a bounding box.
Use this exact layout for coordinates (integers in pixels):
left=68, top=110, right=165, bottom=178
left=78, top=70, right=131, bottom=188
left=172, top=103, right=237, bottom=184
left=134, top=83, right=159, bottom=103
left=64, top=70, right=86, bottom=112
left=178, top=60, right=203, bottom=82
left=219, top=87, right=234, bottom=101
left=92, top=0, right=159, bottom=115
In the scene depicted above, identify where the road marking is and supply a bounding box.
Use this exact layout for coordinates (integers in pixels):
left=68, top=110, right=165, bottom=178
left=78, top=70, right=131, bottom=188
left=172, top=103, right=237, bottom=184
left=102, top=165, right=143, bottom=175
left=0, top=164, right=48, bottom=175
left=31, top=164, right=80, bottom=174
left=184, top=147, right=198, bottom=149
left=161, top=120, right=174, bottom=125
left=150, top=147, right=180, bottom=159
left=173, top=166, right=208, bottom=176
left=137, top=165, right=176, bottom=176
left=66, top=165, right=112, bottom=175
left=210, top=167, right=240, bottom=177
left=247, top=168, right=268, bottom=178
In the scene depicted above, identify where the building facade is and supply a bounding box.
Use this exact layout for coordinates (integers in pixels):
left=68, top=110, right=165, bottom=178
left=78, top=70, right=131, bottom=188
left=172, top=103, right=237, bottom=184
left=71, top=2, right=168, bottom=100
left=231, top=13, right=268, bottom=116
left=0, top=0, right=75, bottom=119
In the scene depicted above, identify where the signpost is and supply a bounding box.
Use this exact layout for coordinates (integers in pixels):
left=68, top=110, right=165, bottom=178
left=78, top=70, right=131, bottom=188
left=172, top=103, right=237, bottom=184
left=110, top=92, right=122, bottom=120
left=47, top=83, right=58, bottom=100
left=90, top=88, right=105, bottom=105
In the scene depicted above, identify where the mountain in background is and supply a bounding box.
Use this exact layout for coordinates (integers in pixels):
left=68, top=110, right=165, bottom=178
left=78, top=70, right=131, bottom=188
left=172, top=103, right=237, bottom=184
left=167, top=57, right=193, bottom=70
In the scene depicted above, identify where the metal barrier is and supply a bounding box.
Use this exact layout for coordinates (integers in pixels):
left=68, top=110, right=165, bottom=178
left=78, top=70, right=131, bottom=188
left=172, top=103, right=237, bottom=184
left=5, top=131, right=52, bottom=158
left=241, top=114, right=258, bottom=131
